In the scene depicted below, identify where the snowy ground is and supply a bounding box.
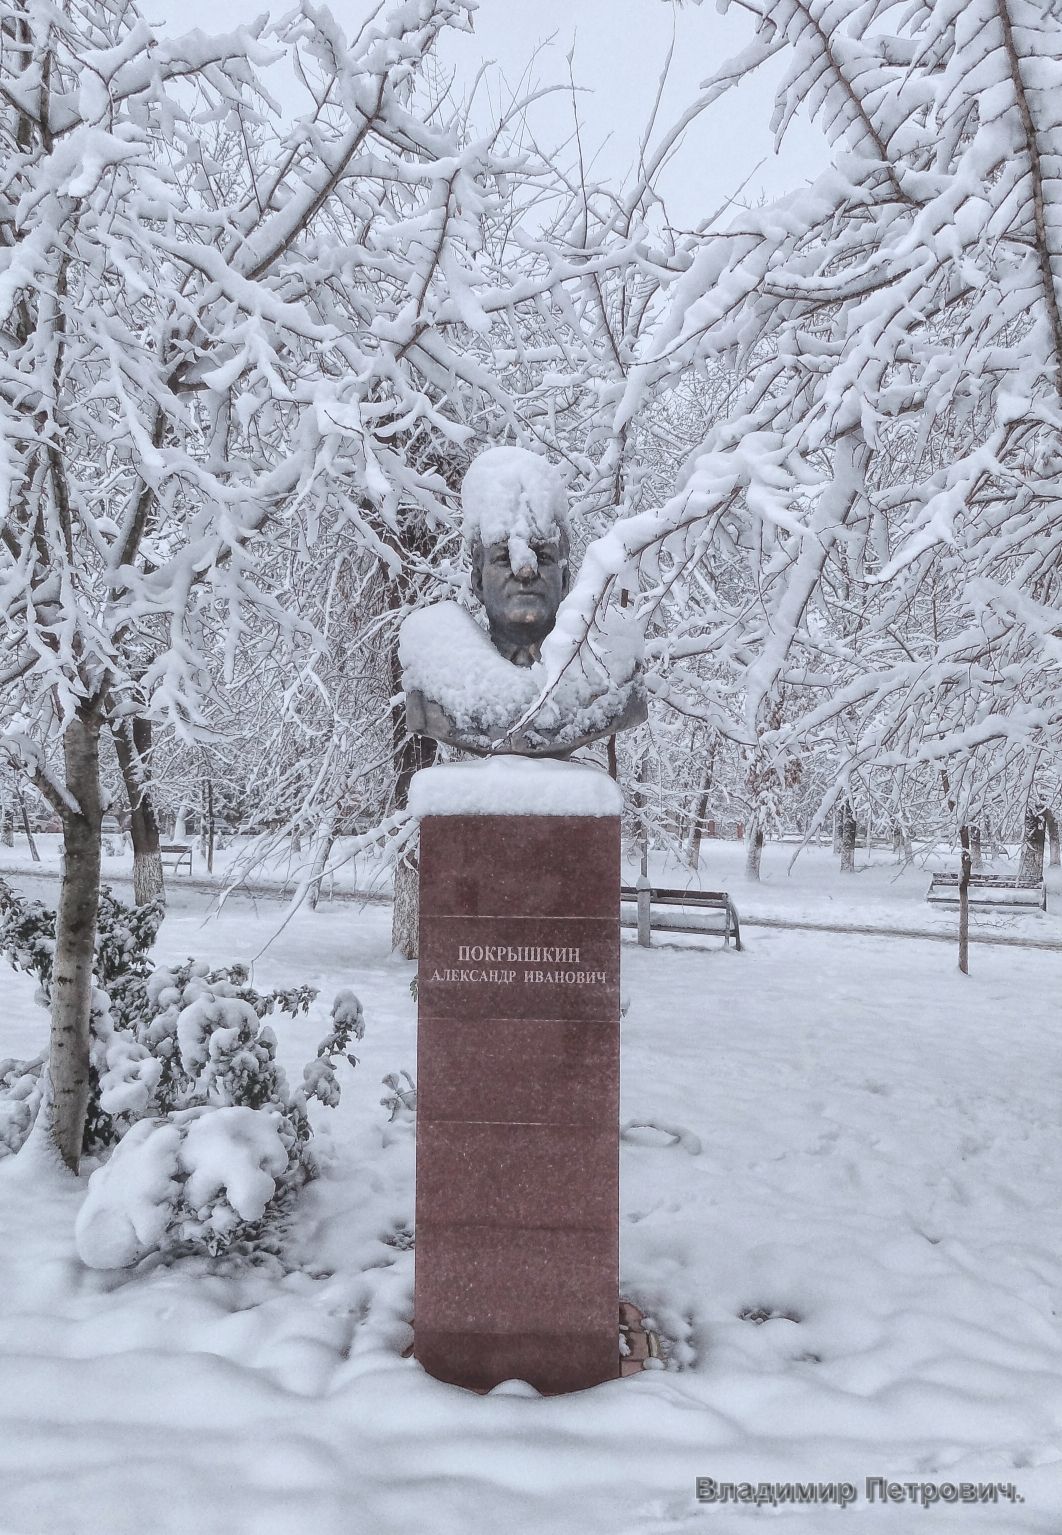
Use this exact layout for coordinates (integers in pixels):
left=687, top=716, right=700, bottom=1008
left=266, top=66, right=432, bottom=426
left=2, top=872, right=1062, bottom=1533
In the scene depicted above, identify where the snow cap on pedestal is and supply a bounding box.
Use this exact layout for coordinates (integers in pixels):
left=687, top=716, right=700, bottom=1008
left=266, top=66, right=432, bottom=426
left=409, top=756, right=622, bottom=818
left=461, top=446, right=569, bottom=573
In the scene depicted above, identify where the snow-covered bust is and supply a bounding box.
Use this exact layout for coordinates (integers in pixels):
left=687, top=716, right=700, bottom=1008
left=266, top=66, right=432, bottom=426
left=400, top=446, right=646, bottom=756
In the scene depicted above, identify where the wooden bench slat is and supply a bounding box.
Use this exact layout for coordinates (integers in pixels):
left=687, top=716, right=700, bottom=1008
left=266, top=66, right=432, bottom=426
left=927, top=874, right=1044, bottom=890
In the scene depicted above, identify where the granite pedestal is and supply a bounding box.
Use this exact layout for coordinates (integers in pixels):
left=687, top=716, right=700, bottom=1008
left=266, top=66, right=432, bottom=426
left=413, top=782, right=620, bottom=1395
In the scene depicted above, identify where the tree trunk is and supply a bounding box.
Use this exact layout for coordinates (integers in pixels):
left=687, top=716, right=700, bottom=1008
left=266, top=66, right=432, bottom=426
left=744, top=824, right=764, bottom=881
left=390, top=641, right=437, bottom=959
left=1046, top=808, right=1060, bottom=868
left=195, top=774, right=216, bottom=870
left=839, top=798, right=857, bottom=873
left=205, top=776, right=215, bottom=874
left=891, top=822, right=912, bottom=863
left=392, top=845, right=420, bottom=959
left=687, top=745, right=716, bottom=870
left=958, top=825, right=971, bottom=976
left=969, top=824, right=983, bottom=871
left=1, top=796, right=13, bottom=847
left=49, top=711, right=103, bottom=1172
left=307, top=812, right=336, bottom=910
left=113, top=716, right=164, bottom=907
left=1019, top=808, right=1046, bottom=883
left=17, top=790, right=40, bottom=863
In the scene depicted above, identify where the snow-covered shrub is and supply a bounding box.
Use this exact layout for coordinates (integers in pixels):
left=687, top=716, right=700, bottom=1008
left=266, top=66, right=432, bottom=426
left=380, top=1069, right=417, bottom=1123
left=74, top=983, right=364, bottom=1267
left=0, top=1052, right=46, bottom=1157
left=75, top=1106, right=291, bottom=1269
left=0, top=880, right=364, bottom=1266
left=303, top=989, right=364, bottom=1109
left=0, top=880, right=57, bottom=1151
left=0, top=878, right=59, bottom=998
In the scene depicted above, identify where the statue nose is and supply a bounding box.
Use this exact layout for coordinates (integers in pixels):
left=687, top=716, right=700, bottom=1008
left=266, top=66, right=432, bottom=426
left=515, top=563, right=536, bottom=581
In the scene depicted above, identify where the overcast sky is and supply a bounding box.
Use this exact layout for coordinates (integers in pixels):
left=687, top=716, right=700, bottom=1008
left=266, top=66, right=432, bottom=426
left=150, top=0, right=827, bottom=228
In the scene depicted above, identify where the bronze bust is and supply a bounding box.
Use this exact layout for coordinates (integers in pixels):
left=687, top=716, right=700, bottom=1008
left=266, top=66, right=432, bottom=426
left=469, top=524, right=570, bottom=667
left=401, top=447, right=646, bottom=756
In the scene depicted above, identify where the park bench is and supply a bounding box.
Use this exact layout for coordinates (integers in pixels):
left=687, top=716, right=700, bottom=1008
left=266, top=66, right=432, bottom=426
left=620, top=884, right=742, bottom=950
left=925, top=871, right=1047, bottom=912
left=160, top=844, right=193, bottom=876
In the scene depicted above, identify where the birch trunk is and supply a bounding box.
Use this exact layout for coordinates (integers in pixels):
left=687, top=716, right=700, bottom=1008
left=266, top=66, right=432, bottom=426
left=49, top=712, right=103, bottom=1172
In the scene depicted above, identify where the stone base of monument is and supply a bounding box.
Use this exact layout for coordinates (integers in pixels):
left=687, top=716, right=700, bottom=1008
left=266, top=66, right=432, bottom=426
left=409, top=758, right=622, bottom=1396
left=401, top=1300, right=661, bottom=1386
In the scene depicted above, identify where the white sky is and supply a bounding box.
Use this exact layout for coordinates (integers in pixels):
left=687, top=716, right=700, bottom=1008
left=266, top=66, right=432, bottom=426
left=149, top=0, right=828, bottom=228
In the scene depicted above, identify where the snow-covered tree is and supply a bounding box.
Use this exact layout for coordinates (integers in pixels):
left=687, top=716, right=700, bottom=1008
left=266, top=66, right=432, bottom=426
left=1, top=0, right=587, bottom=1166
left=536, top=0, right=1062, bottom=854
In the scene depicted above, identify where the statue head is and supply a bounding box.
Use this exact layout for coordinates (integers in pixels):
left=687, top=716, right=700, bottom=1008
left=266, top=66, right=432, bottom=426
left=462, top=447, right=571, bottom=665
left=402, top=446, right=645, bottom=753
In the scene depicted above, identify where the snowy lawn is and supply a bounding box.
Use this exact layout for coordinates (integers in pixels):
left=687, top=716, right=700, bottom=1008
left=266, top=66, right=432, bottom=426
left=4, top=831, right=1061, bottom=942
left=2, top=880, right=1062, bottom=1532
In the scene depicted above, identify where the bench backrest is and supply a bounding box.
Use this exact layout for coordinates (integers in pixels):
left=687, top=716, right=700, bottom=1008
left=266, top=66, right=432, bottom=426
left=620, top=886, right=730, bottom=907
left=929, top=871, right=1043, bottom=890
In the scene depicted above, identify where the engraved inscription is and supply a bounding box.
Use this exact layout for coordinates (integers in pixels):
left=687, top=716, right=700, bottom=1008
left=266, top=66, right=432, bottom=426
left=429, top=943, right=607, bottom=987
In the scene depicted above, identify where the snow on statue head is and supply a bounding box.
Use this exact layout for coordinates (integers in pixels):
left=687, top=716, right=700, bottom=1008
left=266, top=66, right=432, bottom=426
left=462, top=447, right=571, bottom=665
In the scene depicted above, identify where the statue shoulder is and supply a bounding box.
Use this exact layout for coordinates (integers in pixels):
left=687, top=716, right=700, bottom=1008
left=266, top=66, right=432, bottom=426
left=399, top=601, right=481, bottom=655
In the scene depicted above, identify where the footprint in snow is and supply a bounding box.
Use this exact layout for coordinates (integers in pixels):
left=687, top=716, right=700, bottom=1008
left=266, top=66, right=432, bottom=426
left=621, top=1119, right=702, bottom=1154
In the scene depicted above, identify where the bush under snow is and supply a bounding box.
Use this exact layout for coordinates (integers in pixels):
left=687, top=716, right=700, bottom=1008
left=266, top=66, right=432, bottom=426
left=0, top=880, right=365, bottom=1267
left=75, top=1106, right=291, bottom=1269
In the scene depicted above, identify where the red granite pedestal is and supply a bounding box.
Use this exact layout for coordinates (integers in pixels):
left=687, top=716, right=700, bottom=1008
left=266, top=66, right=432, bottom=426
left=414, top=811, right=620, bottom=1394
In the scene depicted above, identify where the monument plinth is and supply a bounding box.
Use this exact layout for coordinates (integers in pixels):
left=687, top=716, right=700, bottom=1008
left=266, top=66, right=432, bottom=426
left=400, top=447, right=642, bottom=1393
left=411, top=759, right=621, bottom=1394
